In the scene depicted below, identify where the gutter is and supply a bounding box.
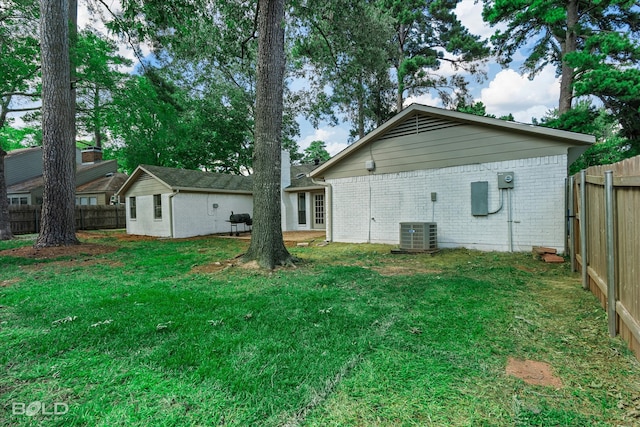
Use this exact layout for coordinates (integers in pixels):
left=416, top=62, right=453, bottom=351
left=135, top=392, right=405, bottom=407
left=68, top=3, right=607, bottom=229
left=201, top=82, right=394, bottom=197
left=310, top=178, right=332, bottom=242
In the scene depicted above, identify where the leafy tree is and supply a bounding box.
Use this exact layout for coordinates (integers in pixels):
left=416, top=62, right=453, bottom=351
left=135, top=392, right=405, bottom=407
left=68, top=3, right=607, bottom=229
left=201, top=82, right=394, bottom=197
left=482, top=0, right=640, bottom=115
left=103, top=71, right=186, bottom=173
left=0, top=0, right=41, bottom=127
left=294, top=0, right=488, bottom=138
left=74, top=30, right=132, bottom=148
left=387, top=0, right=489, bottom=112
left=569, top=136, right=638, bottom=174
left=454, top=99, right=514, bottom=121
left=0, top=127, right=39, bottom=150
left=36, top=0, right=78, bottom=247
left=536, top=102, right=616, bottom=140
left=535, top=102, right=634, bottom=174
left=292, top=0, right=396, bottom=139
left=0, top=0, right=41, bottom=240
left=301, top=140, right=331, bottom=164
left=565, top=30, right=640, bottom=143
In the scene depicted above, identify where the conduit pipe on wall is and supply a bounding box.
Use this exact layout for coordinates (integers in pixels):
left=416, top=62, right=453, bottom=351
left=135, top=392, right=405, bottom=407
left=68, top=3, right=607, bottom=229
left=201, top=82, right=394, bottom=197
left=311, top=178, right=332, bottom=242
left=507, top=189, right=513, bottom=252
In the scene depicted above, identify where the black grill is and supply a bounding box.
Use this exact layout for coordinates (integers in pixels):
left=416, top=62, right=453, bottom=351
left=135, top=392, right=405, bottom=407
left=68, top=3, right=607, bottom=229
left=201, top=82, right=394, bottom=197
left=228, top=212, right=252, bottom=236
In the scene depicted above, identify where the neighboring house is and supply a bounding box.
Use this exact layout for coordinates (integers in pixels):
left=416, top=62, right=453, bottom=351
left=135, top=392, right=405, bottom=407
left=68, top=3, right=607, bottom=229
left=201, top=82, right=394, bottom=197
left=76, top=171, right=129, bottom=206
left=309, top=103, right=595, bottom=252
left=5, top=147, right=121, bottom=206
left=117, top=164, right=254, bottom=238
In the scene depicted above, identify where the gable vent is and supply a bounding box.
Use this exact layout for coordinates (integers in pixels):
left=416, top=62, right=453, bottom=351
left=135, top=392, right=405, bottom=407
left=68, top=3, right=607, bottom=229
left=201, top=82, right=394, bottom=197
left=377, top=113, right=460, bottom=141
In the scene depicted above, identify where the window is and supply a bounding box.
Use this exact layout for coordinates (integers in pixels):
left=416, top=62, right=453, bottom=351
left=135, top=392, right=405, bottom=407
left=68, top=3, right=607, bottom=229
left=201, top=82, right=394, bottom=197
left=297, top=193, right=306, bottom=225
left=129, top=197, right=137, bottom=219
left=9, top=196, right=28, bottom=205
left=76, top=197, right=97, bottom=206
left=153, top=194, right=162, bottom=219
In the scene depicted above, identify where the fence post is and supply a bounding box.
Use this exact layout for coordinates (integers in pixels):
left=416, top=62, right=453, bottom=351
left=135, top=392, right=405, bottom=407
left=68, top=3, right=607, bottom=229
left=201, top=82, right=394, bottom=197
left=568, top=176, right=576, bottom=272
left=604, top=170, right=617, bottom=337
left=580, top=170, right=588, bottom=290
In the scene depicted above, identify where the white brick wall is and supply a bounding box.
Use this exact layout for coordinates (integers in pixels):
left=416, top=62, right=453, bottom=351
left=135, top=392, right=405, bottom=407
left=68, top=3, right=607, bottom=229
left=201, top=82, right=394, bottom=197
left=328, top=155, right=568, bottom=252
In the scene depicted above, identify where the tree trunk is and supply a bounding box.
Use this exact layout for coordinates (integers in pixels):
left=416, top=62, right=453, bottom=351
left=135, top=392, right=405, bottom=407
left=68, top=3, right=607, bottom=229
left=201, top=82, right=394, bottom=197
left=396, top=24, right=406, bottom=113
left=93, top=85, right=102, bottom=148
left=357, top=75, right=365, bottom=140
left=243, top=0, right=293, bottom=269
left=0, top=147, right=13, bottom=241
left=35, top=0, right=78, bottom=247
left=559, top=0, right=578, bottom=114
left=70, top=0, right=77, bottom=142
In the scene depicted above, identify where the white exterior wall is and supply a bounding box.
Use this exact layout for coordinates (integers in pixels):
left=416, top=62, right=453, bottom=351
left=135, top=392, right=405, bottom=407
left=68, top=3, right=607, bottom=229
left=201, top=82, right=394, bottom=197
left=282, top=192, right=300, bottom=231
left=328, top=155, right=568, bottom=252
left=126, top=193, right=172, bottom=237
left=171, top=192, right=253, bottom=238
left=125, top=192, right=253, bottom=238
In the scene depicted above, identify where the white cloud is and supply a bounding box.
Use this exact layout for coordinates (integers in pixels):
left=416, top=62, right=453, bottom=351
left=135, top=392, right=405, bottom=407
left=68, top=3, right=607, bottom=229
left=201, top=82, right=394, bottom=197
left=404, top=92, right=443, bottom=109
left=478, top=66, right=559, bottom=122
left=455, top=0, right=496, bottom=41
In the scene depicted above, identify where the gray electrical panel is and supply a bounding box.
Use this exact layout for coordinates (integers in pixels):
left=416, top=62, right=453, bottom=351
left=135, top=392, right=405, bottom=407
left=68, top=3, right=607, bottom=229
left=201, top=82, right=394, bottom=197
left=498, top=172, right=515, bottom=189
left=471, top=181, right=489, bottom=216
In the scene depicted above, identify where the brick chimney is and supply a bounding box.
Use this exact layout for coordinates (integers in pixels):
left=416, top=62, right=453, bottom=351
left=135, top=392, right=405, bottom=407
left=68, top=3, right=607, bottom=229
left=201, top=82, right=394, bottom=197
left=81, top=147, right=102, bottom=163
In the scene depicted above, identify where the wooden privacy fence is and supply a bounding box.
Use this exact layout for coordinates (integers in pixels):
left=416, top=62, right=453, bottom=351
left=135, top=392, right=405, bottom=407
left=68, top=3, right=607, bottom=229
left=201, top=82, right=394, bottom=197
left=9, top=205, right=126, bottom=235
left=569, top=155, right=640, bottom=360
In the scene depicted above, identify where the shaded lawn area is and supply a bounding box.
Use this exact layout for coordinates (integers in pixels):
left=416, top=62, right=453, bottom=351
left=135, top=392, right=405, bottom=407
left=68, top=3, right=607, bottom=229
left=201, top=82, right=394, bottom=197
left=1, top=231, right=639, bottom=426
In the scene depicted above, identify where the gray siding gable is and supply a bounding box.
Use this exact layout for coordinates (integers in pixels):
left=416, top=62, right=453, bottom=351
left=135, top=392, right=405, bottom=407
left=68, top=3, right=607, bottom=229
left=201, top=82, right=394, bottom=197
left=311, top=104, right=595, bottom=179
left=5, top=147, right=44, bottom=186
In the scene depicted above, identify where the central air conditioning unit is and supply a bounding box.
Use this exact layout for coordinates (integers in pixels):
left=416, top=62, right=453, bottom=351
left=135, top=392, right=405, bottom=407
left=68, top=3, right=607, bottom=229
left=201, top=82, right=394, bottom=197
left=399, top=222, right=437, bottom=251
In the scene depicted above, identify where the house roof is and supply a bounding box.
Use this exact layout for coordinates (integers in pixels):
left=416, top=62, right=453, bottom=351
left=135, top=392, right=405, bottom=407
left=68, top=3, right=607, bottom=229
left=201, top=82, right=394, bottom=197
left=76, top=172, right=128, bottom=194
left=117, top=164, right=253, bottom=196
left=310, top=103, right=595, bottom=178
left=5, top=146, right=41, bottom=159
left=7, top=160, right=119, bottom=193
left=285, top=163, right=324, bottom=191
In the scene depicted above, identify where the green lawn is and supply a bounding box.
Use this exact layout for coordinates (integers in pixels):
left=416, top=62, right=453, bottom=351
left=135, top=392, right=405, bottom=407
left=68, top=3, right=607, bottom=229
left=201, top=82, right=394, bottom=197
left=1, top=231, right=639, bottom=426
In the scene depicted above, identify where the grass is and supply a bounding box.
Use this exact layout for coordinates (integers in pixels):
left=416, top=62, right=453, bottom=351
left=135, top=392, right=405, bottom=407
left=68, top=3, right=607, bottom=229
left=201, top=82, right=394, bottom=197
left=1, top=231, right=639, bottom=426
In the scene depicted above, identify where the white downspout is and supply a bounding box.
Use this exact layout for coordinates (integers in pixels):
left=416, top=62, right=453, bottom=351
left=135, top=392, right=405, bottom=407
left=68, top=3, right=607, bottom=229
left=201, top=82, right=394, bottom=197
left=311, top=178, right=332, bottom=242
left=168, top=190, right=180, bottom=238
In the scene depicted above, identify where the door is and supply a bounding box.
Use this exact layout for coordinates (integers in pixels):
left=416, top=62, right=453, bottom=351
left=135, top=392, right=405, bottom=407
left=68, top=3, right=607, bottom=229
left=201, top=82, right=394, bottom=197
left=313, top=193, right=325, bottom=229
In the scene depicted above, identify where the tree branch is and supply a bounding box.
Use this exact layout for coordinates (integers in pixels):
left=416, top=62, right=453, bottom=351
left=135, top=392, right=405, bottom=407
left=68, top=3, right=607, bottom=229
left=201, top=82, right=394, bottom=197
left=7, top=106, right=41, bottom=113
left=92, top=0, right=148, bottom=72
left=2, top=91, right=41, bottom=98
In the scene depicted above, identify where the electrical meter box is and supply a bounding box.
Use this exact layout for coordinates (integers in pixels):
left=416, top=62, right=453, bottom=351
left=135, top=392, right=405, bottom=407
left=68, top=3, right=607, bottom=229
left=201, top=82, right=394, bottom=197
left=497, top=172, right=515, bottom=189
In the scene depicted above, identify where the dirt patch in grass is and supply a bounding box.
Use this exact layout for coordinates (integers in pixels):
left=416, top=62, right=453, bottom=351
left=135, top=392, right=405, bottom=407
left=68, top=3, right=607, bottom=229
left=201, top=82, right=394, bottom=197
left=0, top=243, right=118, bottom=260
left=506, top=358, right=563, bottom=389
left=372, top=265, right=443, bottom=276
left=0, top=278, right=20, bottom=287
left=76, top=231, right=158, bottom=242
